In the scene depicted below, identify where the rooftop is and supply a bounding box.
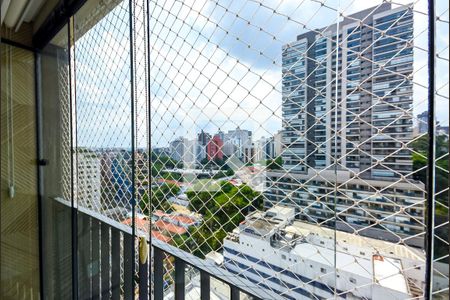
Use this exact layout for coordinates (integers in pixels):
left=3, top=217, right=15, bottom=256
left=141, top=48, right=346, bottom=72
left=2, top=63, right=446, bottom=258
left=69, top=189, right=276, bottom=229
left=154, top=220, right=188, bottom=235
left=239, top=206, right=295, bottom=237
left=227, top=205, right=423, bottom=296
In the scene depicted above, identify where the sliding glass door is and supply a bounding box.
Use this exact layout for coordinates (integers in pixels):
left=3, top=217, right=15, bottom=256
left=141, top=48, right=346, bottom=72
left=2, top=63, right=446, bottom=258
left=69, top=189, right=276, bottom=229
left=0, top=43, right=39, bottom=299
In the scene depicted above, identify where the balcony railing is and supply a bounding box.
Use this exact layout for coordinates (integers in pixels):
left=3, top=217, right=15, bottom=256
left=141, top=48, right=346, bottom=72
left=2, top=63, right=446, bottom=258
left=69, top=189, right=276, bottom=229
left=53, top=198, right=269, bottom=299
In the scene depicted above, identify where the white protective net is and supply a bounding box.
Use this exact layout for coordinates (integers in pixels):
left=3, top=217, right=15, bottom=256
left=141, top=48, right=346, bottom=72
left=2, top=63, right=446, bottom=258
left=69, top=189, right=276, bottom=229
left=63, top=0, right=449, bottom=299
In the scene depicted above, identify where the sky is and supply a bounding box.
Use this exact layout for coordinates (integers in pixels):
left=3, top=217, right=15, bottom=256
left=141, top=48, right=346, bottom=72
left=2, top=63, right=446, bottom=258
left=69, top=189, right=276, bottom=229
left=74, top=0, right=449, bottom=149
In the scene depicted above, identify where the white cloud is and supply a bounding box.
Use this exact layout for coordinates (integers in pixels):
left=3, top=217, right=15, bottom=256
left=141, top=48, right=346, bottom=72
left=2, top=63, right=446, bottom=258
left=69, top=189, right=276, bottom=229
left=74, top=0, right=449, bottom=147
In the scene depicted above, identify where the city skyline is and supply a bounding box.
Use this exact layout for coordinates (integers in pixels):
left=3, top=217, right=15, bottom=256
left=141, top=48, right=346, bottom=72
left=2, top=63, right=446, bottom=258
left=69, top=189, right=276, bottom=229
left=71, top=1, right=448, bottom=149
left=72, top=2, right=449, bottom=300
left=150, top=106, right=437, bottom=151
left=148, top=0, right=448, bottom=150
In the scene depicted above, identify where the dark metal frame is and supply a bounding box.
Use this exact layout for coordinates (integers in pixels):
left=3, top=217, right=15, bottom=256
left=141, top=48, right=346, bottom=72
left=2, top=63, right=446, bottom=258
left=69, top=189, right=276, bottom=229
left=0, top=38, right=35, bottom=52
left=424, top=0, right=436, bottom=299
left=32, top=0, right=141, bottom=299
left=128, top=0, right=137, bottom=298
left=27, top=1, right=88, bottom=299
left=33, top=0, right=88, bottom=49
left=67, top=18, right=79, bottom=300
left=32, top=21, right=77, bottom=300
left=1, top=34, right=45, bottom=300
left=148, top=240, right=269, bottom=300
left=34, top=47, right=45, bottom=300
left=145, top=0, right=153, bottom=298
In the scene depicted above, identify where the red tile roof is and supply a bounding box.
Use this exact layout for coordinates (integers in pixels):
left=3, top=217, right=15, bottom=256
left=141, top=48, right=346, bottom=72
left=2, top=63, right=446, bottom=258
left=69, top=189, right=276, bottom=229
left=122, top=217, right=150, bottom=232
left=154, top=220, right=187, bottom=235
left=151, top=231, right=171, bottom=243
left=171, top=215, right=196, bottom=225
left=154, top=210, right=197, bottom=225
left=153, top=210, right=165, bottom=217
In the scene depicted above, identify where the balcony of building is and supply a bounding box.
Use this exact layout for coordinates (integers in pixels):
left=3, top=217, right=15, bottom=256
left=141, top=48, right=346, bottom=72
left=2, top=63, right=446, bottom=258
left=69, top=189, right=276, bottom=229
left=1, top=0, right=449, bottom=300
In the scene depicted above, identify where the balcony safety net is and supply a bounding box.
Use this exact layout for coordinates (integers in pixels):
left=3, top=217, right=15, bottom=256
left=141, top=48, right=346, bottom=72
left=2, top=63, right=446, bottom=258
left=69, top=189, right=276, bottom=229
left=58, top=0, right=449, bottom=299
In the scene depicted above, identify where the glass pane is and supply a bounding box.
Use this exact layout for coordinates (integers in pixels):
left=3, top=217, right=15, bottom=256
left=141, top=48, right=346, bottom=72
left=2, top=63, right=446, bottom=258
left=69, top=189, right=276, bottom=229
left=9, top=0, right=445, bottom=298
left=432, top=0, right=449, bottom=297
left=40, top=26, right=73, bottom=299
left=73, top=1, right=135, bottom=298
left=0, top=44, right=39, bottom=299
left=148, top=0, right=446, bottom=299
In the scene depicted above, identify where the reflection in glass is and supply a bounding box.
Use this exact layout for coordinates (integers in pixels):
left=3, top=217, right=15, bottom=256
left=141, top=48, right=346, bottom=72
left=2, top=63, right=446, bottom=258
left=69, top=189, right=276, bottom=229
left=1, top=44, right=39, bottom=299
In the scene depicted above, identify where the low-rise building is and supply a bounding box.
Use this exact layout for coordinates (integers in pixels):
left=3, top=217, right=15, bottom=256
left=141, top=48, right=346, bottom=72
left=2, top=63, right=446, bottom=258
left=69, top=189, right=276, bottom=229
left=223, top=206, right=426, bottom=300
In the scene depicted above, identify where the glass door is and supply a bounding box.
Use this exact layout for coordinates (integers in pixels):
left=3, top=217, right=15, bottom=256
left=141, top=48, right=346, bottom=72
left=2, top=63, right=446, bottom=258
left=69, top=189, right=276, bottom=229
left=0, top=43, right=40, bottom=299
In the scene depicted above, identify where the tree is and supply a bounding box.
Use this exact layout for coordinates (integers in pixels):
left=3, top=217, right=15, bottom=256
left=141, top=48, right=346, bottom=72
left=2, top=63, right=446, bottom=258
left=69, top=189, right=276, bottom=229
left=180, top=181, right=262, bottom=258
left=161, top=171, right=183, bottom=181
left=225, top=168, right=235, bottom=177
left=411, top=134, right=449, bottom=259
left=213, top=169, right=235, bottom=179
left=411, top=135, right=448, bottom=206
left=139, top=183, right=180, bottom=214
left=150, top=153, right=179, bottom=177
left=266, top=156, right=283, bottom=170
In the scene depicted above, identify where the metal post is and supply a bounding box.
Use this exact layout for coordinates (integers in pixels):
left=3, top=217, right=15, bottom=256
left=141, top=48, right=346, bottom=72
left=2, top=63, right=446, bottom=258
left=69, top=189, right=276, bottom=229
left=145, top=0, right=153, bottom=294
left=138, top=256, right=149, bottom=300
left=230, top=285, right=240, bottom=300
left=200, top=271, right=210, bottom=300
left=128, top=0, right=137, bottom=299
left=34, top=43, right=45, bottom=300
left=68, top=18, right=79, bottom=300
left=424, top=0, right=436, bottom=298
left=153, top=247, right=164, bottom=300
left=111, top=229, right=121, bottom=300
left=174, top=258, right=186, bottom=300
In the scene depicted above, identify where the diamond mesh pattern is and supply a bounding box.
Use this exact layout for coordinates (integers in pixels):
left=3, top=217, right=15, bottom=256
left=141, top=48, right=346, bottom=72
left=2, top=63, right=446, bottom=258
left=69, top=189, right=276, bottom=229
left=148, top=1, right=448, bottom=299
left=432, top=0, right=449, bottom=297
left=75, top=1, right=133, bottom=220
left=55, top=47, right=73, bottom=204
left=62, top=0, right=449, bottom=299
left=73, top=1, right=143, bottom=297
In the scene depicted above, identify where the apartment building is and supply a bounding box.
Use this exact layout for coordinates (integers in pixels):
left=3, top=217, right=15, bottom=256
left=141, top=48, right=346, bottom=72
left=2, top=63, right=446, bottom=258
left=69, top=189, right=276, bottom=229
left=281, top=3, right=414, bottom=178
left=77, top=149, right=102, bottom=210
left=267, top=4, right=422, bottom=240
left=265, top=169, right=425, bottom=246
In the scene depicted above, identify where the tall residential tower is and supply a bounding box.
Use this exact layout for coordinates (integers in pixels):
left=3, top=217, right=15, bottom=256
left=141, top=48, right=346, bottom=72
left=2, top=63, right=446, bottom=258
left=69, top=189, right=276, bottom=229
left=281, top=3, right=414, bottom=179
left=268, top=4, right=423, bottom=243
